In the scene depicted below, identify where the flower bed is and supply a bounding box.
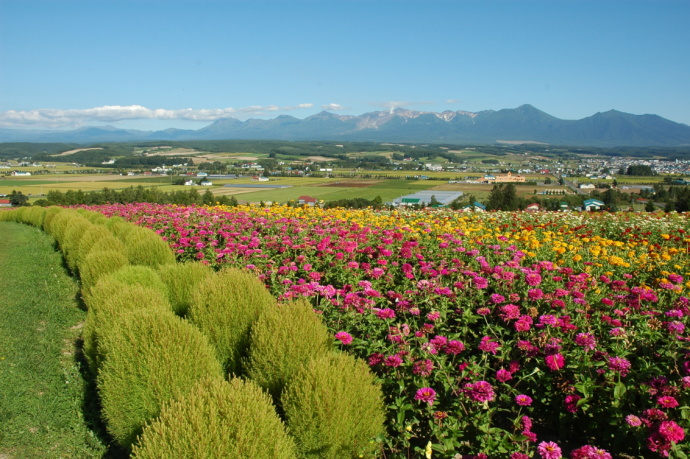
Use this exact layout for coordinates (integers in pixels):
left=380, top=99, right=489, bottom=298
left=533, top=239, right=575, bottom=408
left=84, top=203, right=690, bottom=458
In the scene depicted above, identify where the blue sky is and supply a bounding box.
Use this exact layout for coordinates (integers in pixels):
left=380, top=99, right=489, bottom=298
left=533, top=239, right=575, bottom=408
left=1, top=0, right=689, bottom=131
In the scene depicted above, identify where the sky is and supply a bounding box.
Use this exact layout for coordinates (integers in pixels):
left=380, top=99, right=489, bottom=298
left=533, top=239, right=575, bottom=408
left=1, top=0, right=689, bottom=131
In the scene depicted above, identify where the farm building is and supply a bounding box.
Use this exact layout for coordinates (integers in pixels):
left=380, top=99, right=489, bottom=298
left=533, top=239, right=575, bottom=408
left=583, top=199, right=605, bottom=211
left=0, top=198, right=11, bottom=207
left=392, top=191, right=463, bottom=207
left=297, top=195, right=319, bottom=206
left=462, top=202, right=487, bottom=212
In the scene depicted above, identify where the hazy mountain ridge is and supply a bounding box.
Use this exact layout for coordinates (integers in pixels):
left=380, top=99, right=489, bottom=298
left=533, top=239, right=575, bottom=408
left=2, top=104, right=690, bottom=147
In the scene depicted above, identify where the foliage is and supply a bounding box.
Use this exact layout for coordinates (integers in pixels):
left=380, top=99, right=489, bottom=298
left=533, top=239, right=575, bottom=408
left=79, top=249, right=129, bottom=294
left=61, top=217, right=96, bottom=274
left=82, top=284, right=171, bottom=374
left=97, top=308, right=223, bottom=449
left=121, top=225, right=177, bottom=268
left=131, top=378, right=297, bottom=458
left=245, top=298, right=332, bottom=400
left=157, top=261, right=214, bottom=316
left=84, top=265, right=168, bottom=311
left=188, top=267, right=276, bottom=375
left=281, top=352, right=386, bottom=458
left=627, top=164, right=656, bottom=176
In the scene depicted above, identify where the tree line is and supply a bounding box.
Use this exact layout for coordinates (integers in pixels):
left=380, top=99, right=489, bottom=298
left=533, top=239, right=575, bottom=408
left=20, top=186, right=240, bottom=207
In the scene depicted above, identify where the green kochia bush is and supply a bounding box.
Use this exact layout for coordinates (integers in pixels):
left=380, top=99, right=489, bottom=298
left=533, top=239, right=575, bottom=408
left=79, top=249, right=129, bottom=294
left=188, top=268, right=276, bottom=375
left=84, top=265, right=168, bottom=311
left=245, top=298, right=332, bottom=400
left=131, top=378, right=297, bottom=458
left=281, top=352, right=386, bottom=459
left=157, top=262, right=214, bottom=316
left=75, top=226, right=125, bottom=273
left=122, top=225, right=176, bottom=268
left=82, top=285, right=171, bottom=374
left=44, top=209, right=81, bottom=247
left=97, top=308, right=223, bottom=449
left=61, top=217, right=95, bottom=274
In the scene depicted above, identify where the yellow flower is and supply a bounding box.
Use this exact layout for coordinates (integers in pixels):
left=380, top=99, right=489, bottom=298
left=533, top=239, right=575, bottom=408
left=425, top=441, right=433, bottom=459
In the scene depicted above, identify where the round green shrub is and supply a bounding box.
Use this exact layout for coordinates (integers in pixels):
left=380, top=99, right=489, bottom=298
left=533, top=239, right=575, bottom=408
left=61, top=218, right=96, bottom=274
left=281, top=352, right=386, bottom=459
left=82, top=285, right=171, bottom=373
left=104, top=216, right=132, bottom=239
left=18, top=206, right=47, bottom=227
left=75, top=226, right=125, bottom=274
left=97, top=308, right=223, bottom=449
left=45, top=209, right=80, bottom=246
left=41, top=206, right=65, bottom=232
left=85, top=265, right=168, bottom=311
left=157, top=262, right=214, bottom=316
left=123, top=225, right=176, bottom=268
left=131, top=378, right=297, bottom=458
left=79, top=249, right=129, bottom=294
left=188, top=267, right=276, bottom=375
left=245, top=298, right=332, bottom=400
left=77, top=208, right=109, bottom=225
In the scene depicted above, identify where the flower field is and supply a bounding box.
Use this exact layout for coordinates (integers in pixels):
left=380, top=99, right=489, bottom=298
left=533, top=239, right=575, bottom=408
left=84, top=203, right=690, bottom=458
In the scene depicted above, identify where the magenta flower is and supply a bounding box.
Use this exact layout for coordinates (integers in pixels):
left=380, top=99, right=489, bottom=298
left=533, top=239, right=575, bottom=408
left=528, top=288, right=545, bottom=300
left=574, top=333, right=597, bottom=351
left=657, top=396, right=679, bottom=408
left=473, top=276, right=489, bottom=289
left=515, top=394, right=533, bottom=406
left=479, top=336, right=500, bottom=355
left=464, top=380, right=495, bottom=403
left=525, top=272, right=542, bottom=286
left=626, top=414, right=642, bottom=427
left=608, top=356, right=631, bottom=376
left=444, top=340, right=465, bottom=355
left=564, top=394, right=582, bottom=413
left=414, top=387, right=437, bottom=405
left=570, top=445, right=612, bottom=459
left=545, top=353, right=565, bottom=372
left=657, top=420, right=685, bottom=442
left=412, top=359, right=434, bottom=377
left=537, top=441, right=562, bottom=459
left=374, top=308, right=396, bottom=319
left=334, top=331, right=353, bottom=345
left=496, top=368, right=513, bottom=383
left=384, top=354, right=403, bottom=367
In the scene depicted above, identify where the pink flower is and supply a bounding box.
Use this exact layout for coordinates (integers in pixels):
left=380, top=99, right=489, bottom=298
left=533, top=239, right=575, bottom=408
left=545, top=353, right=565, bottom=372
left=574, top=333, right=597, bottom=351
left=570, top=445, right=612, bottom=459
left=496, top=368, right=513, bottom=383
left=473, top=276, right=489, bottom=289
left=538, top=441, right=562, bottom=459
left=525, top=272, right=542, bottom=286
left=464, top=380, right=495, bottom=403
left=625, top=414, right=642, bottom=427
left=384, top=354, right=403, bottom=367
left=479, top=336, right=500, bottom=355
left=412, top=359, right=434, bottom=377
left=528, top=288, right=545, bottom=300
left=657, top=396, right=679, bottom=408
left=565, top=394, right=582, bottom=413
left=608, top=356, right=631, bottom=376
left=658, top=420, right=685, bottom=443
left=374, top=308, right=396, bottom=319
left=334, top=331, right=353, bottom=345
left=444, top=340, right=465, bottom=355
left=414, top=387, right=437, bottom=405
left=515, top=394, right=533, bottom=406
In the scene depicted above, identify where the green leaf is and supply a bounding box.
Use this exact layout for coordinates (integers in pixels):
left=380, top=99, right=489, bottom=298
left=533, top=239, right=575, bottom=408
left=613, top=382, right=627, bottom=400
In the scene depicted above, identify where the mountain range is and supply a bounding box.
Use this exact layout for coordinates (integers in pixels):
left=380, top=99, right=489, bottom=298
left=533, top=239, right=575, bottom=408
left=2, top=104, right=690, bottom=147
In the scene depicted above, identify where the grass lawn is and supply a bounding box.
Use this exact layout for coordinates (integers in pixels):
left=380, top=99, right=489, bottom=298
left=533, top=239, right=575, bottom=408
left=0, top=222, right=108, bottom=458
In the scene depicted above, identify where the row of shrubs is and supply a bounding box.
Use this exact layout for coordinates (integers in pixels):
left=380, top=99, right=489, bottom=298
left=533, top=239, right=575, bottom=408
left=0, top=206, right=386, bottom=458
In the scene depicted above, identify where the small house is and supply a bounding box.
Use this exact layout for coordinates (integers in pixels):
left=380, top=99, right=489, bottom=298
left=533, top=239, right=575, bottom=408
left=0, top=198, right=11, bottom=207
left=583, top=199, right=605, bottom=211
left=297, top=195, right=318, bottom=206
left=526, top=203, right=540, bottom=212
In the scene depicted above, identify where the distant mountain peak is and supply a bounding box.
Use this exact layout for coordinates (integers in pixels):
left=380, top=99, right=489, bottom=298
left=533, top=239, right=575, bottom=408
left=2, top=105, right=689, bottom=147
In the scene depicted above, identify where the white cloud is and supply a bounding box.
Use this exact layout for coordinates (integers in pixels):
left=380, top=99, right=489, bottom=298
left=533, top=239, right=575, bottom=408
left=0, top=103, right=314, bottom=129
left=322, top=103, right=345, bottom=111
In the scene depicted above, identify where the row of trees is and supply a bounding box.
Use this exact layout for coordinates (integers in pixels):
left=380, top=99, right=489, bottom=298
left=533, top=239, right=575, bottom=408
left=21, top=186, right=240, bottom=207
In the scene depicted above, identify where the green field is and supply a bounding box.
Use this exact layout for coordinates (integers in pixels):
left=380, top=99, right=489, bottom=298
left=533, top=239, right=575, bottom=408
left=0, top=222, right=109, bottom=458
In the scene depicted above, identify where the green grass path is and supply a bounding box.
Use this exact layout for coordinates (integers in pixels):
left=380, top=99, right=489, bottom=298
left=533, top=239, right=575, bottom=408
left=0, top=222, right=106, bottom=458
